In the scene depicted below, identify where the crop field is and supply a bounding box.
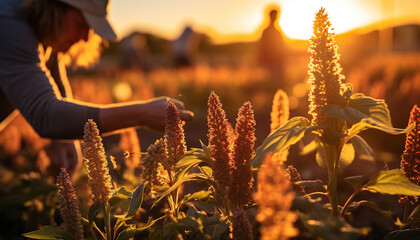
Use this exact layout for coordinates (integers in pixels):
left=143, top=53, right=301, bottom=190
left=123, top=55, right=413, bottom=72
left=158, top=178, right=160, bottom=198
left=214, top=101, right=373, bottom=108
left=1, top=7, right=420, bottom=240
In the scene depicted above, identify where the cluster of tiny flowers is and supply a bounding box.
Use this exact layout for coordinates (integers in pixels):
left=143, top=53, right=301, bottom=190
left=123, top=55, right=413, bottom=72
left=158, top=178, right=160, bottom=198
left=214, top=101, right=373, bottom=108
left=118, top=127, right=141, bottom=174
left=82, top=119, right=113, bottom=206
left=254, top=154, right=298, bottom=240
left=270, top=89, right=290, bottom=133
left=308, top=7, right=346, bottom=126
left=285, top=165, right=306, bottom=195
left=231, top=207, right=254, bottom=240
left=229, top=102, right=255, bottom=207
left=163, top=102, right=187, bottom=172
left=207, top=92, right=233, bottom=191
left=142, top=138, right=166, bottom=186
left=56, top=168, right=84, bottom=240
left=399, top=105, right=420, bottom=205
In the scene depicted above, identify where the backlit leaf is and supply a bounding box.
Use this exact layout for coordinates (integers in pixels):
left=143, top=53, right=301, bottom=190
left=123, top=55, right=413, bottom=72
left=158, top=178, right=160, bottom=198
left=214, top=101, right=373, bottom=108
left=364, top=169, right=420, bottom=196
left=125, top=181, right=148, bottom=218
left=349, top=135, right=374, bottom=161
left=338, top=142, right=355, bottom=170
left=252, top=117, right=313, bottom=168
left=347, top=119, right=414, bottom=138
left=348, top=93, right=392, bottom=127
left=344, top=175, right=365, bottom=191
left=88, top=205, right=101, bottom=228
left=22, top=226, right=74, bottom=240
left=346, top=200, right=393, bottom=218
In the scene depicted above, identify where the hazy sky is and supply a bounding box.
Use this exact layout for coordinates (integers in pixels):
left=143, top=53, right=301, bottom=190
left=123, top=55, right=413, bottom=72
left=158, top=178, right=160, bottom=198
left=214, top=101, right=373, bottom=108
left=108, top=0, right=420, bottom=42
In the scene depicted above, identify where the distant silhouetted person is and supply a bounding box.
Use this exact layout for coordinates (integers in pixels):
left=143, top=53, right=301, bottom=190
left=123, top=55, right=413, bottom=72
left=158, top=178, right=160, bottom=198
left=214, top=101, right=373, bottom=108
left=171, top=26, right=200, bottom=67
left=259, top=6, right=287, bottom=89
left=120, top=32, right=150, bottom=71
left=259, top=8, right=285, bottom=67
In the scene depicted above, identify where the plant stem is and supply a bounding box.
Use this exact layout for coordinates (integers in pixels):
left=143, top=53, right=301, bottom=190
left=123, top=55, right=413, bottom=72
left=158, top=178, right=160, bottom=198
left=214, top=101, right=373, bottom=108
left=167, top=169, right=179, bottom=217
left=340, top=188, right=362, bottom=216
left=91, top=221, right=106, bottom=240
left=103, top=204, right=112, bottom=240
left=325, top=143, right=339, bottom=216
left=403, top=203, right=410, bottom=223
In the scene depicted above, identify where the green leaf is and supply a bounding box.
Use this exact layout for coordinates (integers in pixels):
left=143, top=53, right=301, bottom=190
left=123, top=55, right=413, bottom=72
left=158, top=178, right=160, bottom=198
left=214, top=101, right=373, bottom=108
left=113, top=217, right=127, bottom=238
left=349, top=135, right=374, bottom=161
left=251, top=117, right=312, bottom=168
left=22, top=226, right=74, bottom=240
left=125, top=181, right=149, bottom=218
left=346, top=200, right=393, bottom=218
left=344, top=175, right=365, bottom=191
left=402, top=204, right=420, bottom=229
left=109, top=193, right=131, bottom=207
left=152, top=173, right=212, bottom=209
left=408, top=204, right=420, bottom=224
left=175, top=148, right=211, bottom=182
left=88, top=205, right=101, bottom=228
left=116, top=217, right=163, bottom=240
left=200, top=140, right=211, bottom=160
left=199, top=165, right=212, bottom=178
left=299, top=138, right=318, bottom=155
left=181, top=190, right=212, bottom=204
left=115, top=186, right=133, bottom=196
left=384, top=229, right=420, bottom=240
left=347, top=119, right=414, bottom=138
left=338, top=142, right=355, bottom=170
left=348, top=93, right=392, bottom=127
left=364, top=169, right=420, bottom=196
left=322, top=104, right=369, bottom=123
left=175, top=148, right=210, bottom=170
left=315, top=143, right=326, bottom=169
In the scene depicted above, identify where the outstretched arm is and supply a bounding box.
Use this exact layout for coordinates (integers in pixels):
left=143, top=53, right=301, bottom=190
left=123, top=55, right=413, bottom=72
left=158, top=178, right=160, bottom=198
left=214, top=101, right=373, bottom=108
left=98, top=96, right=194, bottom=134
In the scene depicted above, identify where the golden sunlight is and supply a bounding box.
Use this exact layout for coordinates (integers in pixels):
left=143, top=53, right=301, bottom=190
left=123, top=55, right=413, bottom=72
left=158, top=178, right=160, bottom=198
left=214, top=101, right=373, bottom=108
left=280, top=0, right=374, bottom=40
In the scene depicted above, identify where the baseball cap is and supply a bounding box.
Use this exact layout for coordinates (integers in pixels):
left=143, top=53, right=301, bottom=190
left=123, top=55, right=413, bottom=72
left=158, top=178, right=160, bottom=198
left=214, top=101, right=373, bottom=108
left=58, top=0, right=118, bottom=41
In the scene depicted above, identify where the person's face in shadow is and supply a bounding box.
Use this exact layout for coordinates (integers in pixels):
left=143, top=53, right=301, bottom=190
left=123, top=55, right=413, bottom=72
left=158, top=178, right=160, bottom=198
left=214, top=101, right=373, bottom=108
left=270, top=10, right=278, bottom=24
left=53, top=8, right=90, bottom=52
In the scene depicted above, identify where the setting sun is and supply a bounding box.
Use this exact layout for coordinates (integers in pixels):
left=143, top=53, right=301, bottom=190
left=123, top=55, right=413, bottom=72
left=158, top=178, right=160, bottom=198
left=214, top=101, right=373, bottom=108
left=279, top=0, right=375, bottom=39
left=109, top=0, right=420, bottom=42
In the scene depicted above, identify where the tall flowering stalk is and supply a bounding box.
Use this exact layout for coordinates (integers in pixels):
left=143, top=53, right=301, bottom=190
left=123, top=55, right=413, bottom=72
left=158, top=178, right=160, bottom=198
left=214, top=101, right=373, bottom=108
left=270, top=89, right=290, bottom=163
left=270, top=89, right=289, bottom=133
left=399, top=105, right=420, bottom=206
left=229, top=101, right=255, bottom=207
left=164, top=102, right=187, bottom=175
left=56, top=168, right=84, bottom=240
left=142, top=138, right=166, bottom=186
left=254, top=154, right=298, bottom=240
left=308, top=7, right=346, bottom=127
left=207, top=92, right=233, bottom=192
left=83, top=119, right=113, bottom=206
left=307, top=8, right=347, bottom=216
left=231, top=208, right=254, bottom=240
left=83, top=119, right=113, bottom=240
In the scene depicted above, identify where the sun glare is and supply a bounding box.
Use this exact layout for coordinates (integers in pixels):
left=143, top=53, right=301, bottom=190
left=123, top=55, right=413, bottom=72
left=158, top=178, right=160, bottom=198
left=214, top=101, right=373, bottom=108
left=280, top=0, right=373, bottom=40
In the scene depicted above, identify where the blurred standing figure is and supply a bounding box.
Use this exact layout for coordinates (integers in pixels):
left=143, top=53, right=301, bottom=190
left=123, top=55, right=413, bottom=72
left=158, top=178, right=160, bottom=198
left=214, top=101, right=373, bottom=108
left=171, top=26, right=200, bottom=68
left=258, top=6, right=288, bottom=89
left=120, top=32, right=150, bottom=71
left=0, top=0, right=193, bottom=175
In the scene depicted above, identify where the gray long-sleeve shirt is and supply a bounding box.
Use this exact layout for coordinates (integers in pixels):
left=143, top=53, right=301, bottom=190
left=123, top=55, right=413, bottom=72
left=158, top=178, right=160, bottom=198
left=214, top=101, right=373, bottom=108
left=0, top=0, right=100, bottom=139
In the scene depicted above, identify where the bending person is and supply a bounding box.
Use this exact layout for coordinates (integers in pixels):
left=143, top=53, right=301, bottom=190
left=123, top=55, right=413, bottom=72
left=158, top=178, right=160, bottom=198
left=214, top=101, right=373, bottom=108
left=0, top=0, right=194, bottom=174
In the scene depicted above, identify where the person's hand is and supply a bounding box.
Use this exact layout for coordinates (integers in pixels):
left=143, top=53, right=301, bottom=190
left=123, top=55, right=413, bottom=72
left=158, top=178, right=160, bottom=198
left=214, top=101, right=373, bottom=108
left=141, top=96, right=194, bottom=132
left=45, top=140, right=81, bottom=177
